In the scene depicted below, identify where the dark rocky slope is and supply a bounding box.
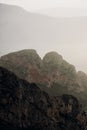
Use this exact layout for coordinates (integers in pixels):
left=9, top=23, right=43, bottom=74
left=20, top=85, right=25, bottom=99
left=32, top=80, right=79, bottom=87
left=0, top=67, right=87, bottom=130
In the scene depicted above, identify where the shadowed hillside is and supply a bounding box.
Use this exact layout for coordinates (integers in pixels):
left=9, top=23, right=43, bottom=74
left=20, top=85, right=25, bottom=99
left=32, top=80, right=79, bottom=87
left=0, top=67, right=87, bottom=130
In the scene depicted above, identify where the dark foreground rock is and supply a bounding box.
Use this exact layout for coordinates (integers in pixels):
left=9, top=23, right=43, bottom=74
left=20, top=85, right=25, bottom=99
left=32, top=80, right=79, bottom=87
left=0, top=67, right=87, bottom=130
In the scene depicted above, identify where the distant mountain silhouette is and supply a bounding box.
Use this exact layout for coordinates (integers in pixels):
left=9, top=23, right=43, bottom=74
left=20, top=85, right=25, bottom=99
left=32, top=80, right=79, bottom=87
left=1, top=3, right=87, bottom=52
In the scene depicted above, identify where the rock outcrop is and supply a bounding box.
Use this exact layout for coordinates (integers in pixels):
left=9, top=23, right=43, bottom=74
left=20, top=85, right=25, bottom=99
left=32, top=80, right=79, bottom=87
left=0, top=49, right=86, bottom=91
left=0, top=67, right=87, bottom=130
left=0, top=50, right=87, bottom=112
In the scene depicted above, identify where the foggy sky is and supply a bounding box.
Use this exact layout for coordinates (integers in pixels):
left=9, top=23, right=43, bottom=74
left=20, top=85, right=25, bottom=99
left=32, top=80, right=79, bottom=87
left=1, top=0, right=87, bottom=11
left=0, top=0, right=87, bottom=73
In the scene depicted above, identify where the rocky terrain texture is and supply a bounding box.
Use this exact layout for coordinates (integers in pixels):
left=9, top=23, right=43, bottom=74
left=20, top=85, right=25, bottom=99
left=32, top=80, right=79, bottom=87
left=0, top=50, right=87, bottom=111
left=0, top=49, right=87, bottom=92
left=0, top=67, right=87, bottom=130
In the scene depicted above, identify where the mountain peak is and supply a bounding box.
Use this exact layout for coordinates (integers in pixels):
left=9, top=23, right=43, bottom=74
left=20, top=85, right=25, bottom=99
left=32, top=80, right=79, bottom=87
left=0, top=49, right=86, bottom=93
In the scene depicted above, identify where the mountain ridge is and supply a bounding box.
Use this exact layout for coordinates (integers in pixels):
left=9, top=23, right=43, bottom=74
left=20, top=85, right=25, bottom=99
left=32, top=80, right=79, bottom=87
left=1, top=4, right=87, bottom=47
left=0, top=49, right=87, bottom=112
left=0, top=49, right=87, bottom=93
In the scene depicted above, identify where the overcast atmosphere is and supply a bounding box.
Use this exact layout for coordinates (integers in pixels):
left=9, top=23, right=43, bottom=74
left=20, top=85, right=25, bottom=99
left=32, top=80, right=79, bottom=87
left=1, top=0, right=87, bottom=11
left=0, top=0, right=87, bottom=73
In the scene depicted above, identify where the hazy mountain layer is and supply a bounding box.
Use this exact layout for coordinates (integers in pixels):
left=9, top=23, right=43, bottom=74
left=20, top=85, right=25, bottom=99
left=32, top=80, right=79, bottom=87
left=1, top=3, right=87, bottom=72
left=0, top=4, right=87, bottom=49
left=0, top=3, right=87, bottom=112
left=0, top=49, right=87, bottom=111
left=0, top=49, right=87, bottom=92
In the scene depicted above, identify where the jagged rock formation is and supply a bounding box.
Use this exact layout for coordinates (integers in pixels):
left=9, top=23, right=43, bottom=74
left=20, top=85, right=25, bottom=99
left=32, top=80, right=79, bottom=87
left=0, top=67, right=87, bottom=130
left=0, top=49, right=42, bottom=80
left=42, top=52, right=77, bottom=88
left=0, top=49, right=87, bottom=112
left=0, top=49, right=87, bottom=92
left=77, top=71, right=87, bottom=90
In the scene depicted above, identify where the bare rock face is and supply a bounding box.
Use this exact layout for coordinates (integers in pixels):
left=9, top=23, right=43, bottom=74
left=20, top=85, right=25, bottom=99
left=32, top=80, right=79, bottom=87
left=0, top=49, right=42, bottom=80
left=0, top=67, right=87, bottom=130
left=0, top=49, right=84, bottom=91
left=0, top=50, right=87, bottom=113
left=77, top=71, right=87, bottom=91
left=42, top=52, right=77, bottom=88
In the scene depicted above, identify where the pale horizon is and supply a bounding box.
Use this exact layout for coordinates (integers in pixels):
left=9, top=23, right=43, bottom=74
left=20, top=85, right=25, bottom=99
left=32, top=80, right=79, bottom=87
left=1, top=0, right=87, bottom=12
left=0, top=0, right=87, bottom=74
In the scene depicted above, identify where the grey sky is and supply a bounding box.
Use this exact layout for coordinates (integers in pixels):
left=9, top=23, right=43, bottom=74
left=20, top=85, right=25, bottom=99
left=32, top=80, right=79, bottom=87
left=1, top=0, right=87, bottom=11
left=0, top=0, right=87, bottom=73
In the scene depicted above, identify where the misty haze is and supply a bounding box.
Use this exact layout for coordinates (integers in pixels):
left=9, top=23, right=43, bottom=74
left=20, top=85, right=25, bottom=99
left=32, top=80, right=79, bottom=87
left=0, top=3, right=87, bottom=73
left=0, top=0, right=87, bottom=130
